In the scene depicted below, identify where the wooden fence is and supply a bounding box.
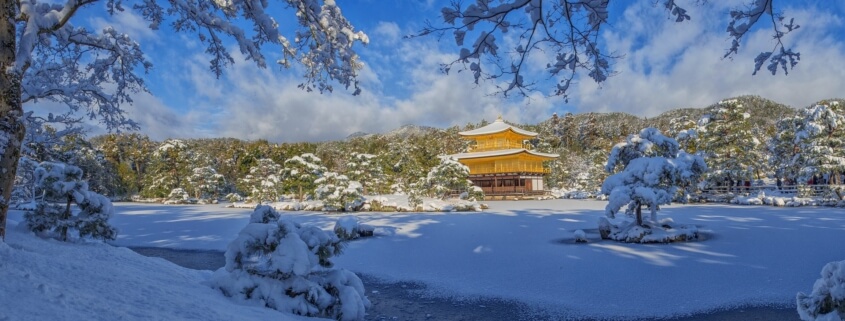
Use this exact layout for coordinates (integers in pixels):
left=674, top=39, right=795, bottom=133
left=701, top=184, right=845, bottom=199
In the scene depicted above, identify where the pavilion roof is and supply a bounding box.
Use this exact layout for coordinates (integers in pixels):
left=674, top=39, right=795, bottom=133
left=458, top=117, right=538, bottom=137
left=449, top=148, right=558, bottom=160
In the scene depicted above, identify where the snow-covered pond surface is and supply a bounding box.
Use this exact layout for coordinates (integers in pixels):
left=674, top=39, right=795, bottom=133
left=102, top=200, right=843, bottom=319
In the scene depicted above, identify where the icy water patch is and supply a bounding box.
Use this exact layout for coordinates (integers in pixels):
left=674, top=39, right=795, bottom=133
left=128, top=247, right=799, bottom=321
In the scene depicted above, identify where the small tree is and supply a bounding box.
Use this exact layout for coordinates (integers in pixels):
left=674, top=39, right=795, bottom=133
left=425, top=156, right=480, bottom=200
left=315, top=172, right=363, bottom=212
left=602, top=128, right=707, bottom=228
left=24, top=162, right=117, bottom=241
left=344, top=153, right=385, bottom=195
left=211, top=206, right=370, bottom=321
left=282, top=153, right=326, bottom=202
left=188, top=166, right=225, bottom=200
left=239, top=158, right=283, bottom=203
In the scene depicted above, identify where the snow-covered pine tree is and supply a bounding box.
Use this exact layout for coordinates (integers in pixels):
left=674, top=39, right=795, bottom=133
left=24, top=161, right=117, bottom=241
left=188, top=166, right=225, bottom=200
left=142, top=140, right=191, bottom=198
left=315, top=171, right=363, bottom=212
left=698, top=100, right=763, bottom=191
left=343, top=153, right=385, bottom=195
left=282, top=153, right=326, bottom=202
left=12, top=157, right=39, bottom=207
left=601, top=128, right=707, bottom=242
left=211, top=206, right=370, bottom=321
left=769, top=114, right=803, bottom=186
left=425, top=156, right=483, bottom=200
left=796, top=260, right=845, bottom=321
left=238, top=158, right=283, bottom=203
left=792, top=101, right=845, bottom=188
left=666, top=116, right=700, bottom=153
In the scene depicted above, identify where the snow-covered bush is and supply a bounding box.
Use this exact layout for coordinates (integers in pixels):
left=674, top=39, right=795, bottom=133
left=211, top=206, right=370, bottom=320
left=165, top=188, right=190, bottom=204
left=601, top=128, right=706, bottom=243
left=24, top=162, right=117, bottom=241
left=225, top=193, right=244, bottom=203
left=316, top=172, right=364, bottom=212
left=797, top=260, right=845, bottom=321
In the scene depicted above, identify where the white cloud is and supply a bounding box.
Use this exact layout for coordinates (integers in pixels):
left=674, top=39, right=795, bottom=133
left=571, top=2, right=845, bottom=116
left=89, top=10, right=157, bottom=42
left=90, top=2, right=844, bottom=144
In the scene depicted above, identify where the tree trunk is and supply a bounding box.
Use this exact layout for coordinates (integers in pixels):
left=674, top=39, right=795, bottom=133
left=0, top=0, right=26, bottom=241
left=635, top=202, right=643, bottom=226
left=61, top=195, right=72, bottom=241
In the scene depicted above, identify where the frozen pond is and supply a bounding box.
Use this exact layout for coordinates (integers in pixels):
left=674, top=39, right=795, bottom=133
left=107, top=199, right=833, bottom=320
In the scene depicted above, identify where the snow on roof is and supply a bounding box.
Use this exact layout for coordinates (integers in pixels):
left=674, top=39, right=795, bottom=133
left=459, top=117, right=538, bottom=137
left=449, top=148, right=558, bottom=159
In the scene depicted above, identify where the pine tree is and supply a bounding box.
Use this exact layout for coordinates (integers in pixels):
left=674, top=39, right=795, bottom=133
left=282, top=153, right=325, bottom=202
left=24, top=161, right=117, bottom=241
left=424, top=157, right=482, bottom=200
left=188, top=166, right=225, bottom=200
left=142, top=140, right=191, bottom=198
left=239, top=158, right=283, bottom=203
left=343, top=153, right=385, bottom=195
left=602, top=128, right=707, bottom=227
left=698, top=100, right=763, bottom=191
left=792, top=101, right=845, bottom=186
left=211, top=206, right=369, bottom=320
left=315, top=171, right=363, bottom=211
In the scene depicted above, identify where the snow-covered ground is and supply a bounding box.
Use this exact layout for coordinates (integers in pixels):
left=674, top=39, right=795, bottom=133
left=4, top=199, right=844, bottom=320
left=0, top=217, right=315, bottom=321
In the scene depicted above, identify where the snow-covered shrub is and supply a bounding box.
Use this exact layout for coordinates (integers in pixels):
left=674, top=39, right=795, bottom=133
left=334, top=216, right=360, bottom=240
left=211, top=206, right=370, bottom=321
left=165, top=188, right=190, bottom=204
left=24, top=162, right=117, bottom=241
left=797, top=260, right=845, bottom=321
left=406, top=181, right=424, bottom=210
left=250, top=205, right=281, bottom=223
left=316, top=172, right=364, bottom=212
left=225, top=193, right=244, bottom=203
left=732, top=194, right=763, bottom=205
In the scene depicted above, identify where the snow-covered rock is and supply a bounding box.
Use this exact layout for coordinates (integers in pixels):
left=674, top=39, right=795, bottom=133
left=573, top=229, right=588, bottom=243
left=335, top=216, right=361, bottom=240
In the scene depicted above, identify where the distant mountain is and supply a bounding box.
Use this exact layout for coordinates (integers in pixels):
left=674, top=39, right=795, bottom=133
left=346, top=131, right=370, bottom=139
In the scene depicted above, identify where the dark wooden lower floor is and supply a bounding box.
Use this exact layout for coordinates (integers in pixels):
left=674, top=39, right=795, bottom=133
left=469, top=174, right=547, bottom=196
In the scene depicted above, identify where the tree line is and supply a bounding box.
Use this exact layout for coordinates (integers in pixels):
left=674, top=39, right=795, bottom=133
left=12, top=95, right=845, bottom=204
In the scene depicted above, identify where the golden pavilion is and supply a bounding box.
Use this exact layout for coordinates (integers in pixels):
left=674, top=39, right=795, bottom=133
left=450, top=117, right=558, bottom=196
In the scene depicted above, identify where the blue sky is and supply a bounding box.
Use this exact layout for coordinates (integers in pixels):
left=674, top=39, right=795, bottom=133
left=52, top=0, right=845, bottom=142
